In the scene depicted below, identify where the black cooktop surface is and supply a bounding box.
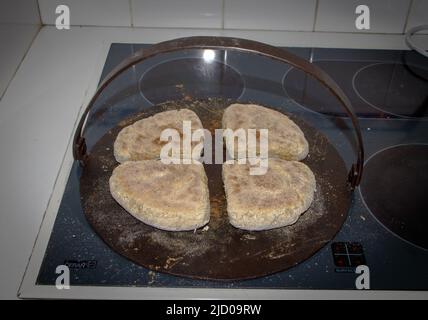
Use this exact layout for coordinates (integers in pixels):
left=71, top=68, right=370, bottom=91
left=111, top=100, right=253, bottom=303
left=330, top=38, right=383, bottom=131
left=360, top=144, right=428, bottom=250
left=36, top=43, right=428, bottom=290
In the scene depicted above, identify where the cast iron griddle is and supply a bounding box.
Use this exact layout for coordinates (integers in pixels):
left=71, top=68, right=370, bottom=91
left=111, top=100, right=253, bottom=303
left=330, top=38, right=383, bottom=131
left=80, top=99, right=351, bottom=280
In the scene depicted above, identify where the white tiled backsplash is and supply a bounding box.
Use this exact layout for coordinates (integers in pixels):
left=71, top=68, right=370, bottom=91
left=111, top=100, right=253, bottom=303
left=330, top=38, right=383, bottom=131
left=406, top=0, right=428, bottom=34
left=38, top=0, right=131, bottom=27
left=224, top=0, right=316, bottom=31
left=0, top=0, right=41, bottom=98
left=37, top=0, right=428, bottom=33
left=315, top=0, right=411, bottom=33
left=131, top=0, right=223, bottom=28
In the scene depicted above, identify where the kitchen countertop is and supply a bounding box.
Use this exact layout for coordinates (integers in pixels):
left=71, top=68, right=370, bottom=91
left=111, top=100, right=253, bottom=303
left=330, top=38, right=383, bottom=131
left=1, top=25, right=427, bottom=299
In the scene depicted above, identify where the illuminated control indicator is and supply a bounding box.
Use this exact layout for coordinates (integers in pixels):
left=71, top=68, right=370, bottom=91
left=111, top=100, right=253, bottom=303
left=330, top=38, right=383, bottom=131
left=331, top=242, right=366, bottom=268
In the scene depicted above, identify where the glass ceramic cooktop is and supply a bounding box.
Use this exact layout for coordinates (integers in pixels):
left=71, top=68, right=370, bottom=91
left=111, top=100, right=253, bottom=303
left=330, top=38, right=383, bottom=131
left=36, top=44, right=428, bottom=290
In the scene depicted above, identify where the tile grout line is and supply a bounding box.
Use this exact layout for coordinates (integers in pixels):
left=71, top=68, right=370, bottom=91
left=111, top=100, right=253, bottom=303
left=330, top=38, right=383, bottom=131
left=129, top=0, right=134, bottom=27
left=34, top=24, right=426, bottom=36
left=402, top=0, right=414, bottom=34
left=0, top=25, right=41, bottom=102
left=36, top=0, right=43, bottom=26
left=312, top=0, right=320, bottom=32
left=221, top=0, right=225, bottom=29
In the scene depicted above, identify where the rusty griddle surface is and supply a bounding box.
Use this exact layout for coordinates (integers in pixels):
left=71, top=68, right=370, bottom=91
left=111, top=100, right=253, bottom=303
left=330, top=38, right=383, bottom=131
left=80, top=99, right=352, bottom=281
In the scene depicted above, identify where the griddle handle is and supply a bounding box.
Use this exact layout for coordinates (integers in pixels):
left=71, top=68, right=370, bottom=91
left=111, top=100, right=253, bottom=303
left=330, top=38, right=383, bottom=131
left=73, top=36, right=364, bottom=188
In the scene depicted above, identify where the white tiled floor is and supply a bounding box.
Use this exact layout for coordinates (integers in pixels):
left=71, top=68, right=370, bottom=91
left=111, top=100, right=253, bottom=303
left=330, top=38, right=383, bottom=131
left=315, top=0, right=411, bottom=34
left=131, top=0, right=223, bottom=28
left=38, top=0, right=131, bottom=26
left=224, top=0, right=316, bottom=31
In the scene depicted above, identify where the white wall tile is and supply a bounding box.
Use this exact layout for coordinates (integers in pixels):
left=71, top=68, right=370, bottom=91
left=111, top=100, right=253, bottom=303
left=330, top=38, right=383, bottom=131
left=0, top=0, right=40, bottom=25
left=38, top=0, right=131, bottom=26
left=0, top=25, right=40, bottom=98
left=406, top=0, right=428, bottom=34
left=0, top=0, right=41, bottom=98
left=224, top=0, right=316, bottom=31
left=131, top=0, right=222, bottom=28
left=315, top=0, right=411, bottom=33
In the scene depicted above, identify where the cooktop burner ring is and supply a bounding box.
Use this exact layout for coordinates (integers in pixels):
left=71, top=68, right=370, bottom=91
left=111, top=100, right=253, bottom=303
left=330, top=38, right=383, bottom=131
left=281, top=65, right=330, bottom=117
left=138, top=55, right=245, bottom=105
left=359, top=143, right=428, bottom=251
left=352, top=62, right=428, bottom=119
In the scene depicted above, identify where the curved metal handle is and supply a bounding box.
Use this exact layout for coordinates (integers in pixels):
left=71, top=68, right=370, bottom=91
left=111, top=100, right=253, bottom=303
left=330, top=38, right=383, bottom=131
left=73, top=36, right=364, bottom=188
